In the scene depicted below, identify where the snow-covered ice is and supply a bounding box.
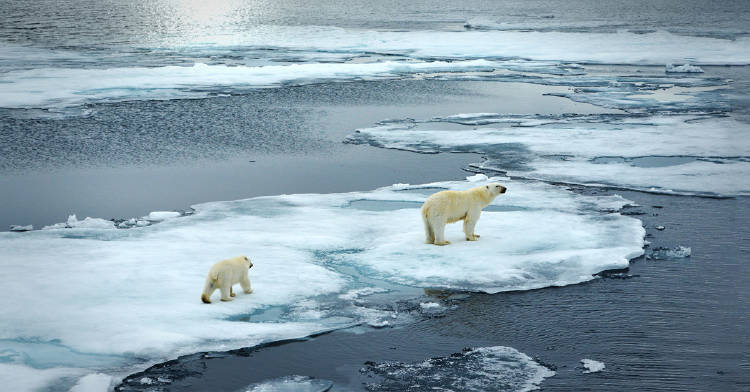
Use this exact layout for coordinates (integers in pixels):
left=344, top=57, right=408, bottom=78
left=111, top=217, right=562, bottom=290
left=581, top=358, right=606, bottom=374
left=0, top=176, right=643, bottom=390
left=346, top=114, right=750, bottom=197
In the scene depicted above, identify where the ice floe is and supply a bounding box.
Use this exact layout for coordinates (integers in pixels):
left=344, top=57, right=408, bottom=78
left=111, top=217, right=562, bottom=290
left=581, top=358, right=605, bottom=374
left=362, top=346, right=555, bottom=392
left=647, top=246, right=692, bottom=260
left=244, top=375, right=333, bottom=392
left=0, top=176, right=643, bottom=390
left=346, top=114, right=750, bottom=196
left=666, top=63, right=704, bottom=73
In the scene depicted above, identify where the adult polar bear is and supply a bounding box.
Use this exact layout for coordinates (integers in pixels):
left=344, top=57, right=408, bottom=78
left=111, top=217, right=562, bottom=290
left=422, top=183, right=507, bottom=246
left=201, top=256, right=253, bottom=303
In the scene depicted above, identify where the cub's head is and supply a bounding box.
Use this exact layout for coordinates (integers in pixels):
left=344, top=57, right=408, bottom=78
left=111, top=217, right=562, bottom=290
left=242, top=255, right=253, bottom=269
left=484, top=183, right=507, bottom=196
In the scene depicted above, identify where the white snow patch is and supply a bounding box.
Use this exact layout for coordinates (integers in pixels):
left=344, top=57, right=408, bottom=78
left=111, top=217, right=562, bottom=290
left=466, top=173, right=489, bottom=182
left=420, top=302, right=441, bottom=309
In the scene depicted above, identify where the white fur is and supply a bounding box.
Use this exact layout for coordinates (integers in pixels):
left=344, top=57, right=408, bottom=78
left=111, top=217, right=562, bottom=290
left=201, top=256, right=253, bottom=303
left=421, top=182, right=506, bottom=245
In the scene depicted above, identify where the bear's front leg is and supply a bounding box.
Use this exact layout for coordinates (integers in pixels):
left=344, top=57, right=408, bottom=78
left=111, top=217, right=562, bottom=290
left=240, top=275, right=253, bottom=294
left=463, top=211, right=481, bottom=241
left=230, top=286, right=235, bottom=297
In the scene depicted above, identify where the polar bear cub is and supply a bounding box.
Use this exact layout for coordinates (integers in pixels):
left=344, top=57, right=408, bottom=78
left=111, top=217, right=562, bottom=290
left=201, top=256, right=253, bottom=304
left=421, top=182, right=507, bottom=246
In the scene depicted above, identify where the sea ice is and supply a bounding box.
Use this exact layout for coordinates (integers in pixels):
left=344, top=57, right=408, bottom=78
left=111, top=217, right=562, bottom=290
left=581, top=358, right=605, bottom=374
left=363, top=346, right=555, bottom=392
left=9, top=225, right=33, bottom=232
left=0, top=177, right=643, bottom=390
left=244, top=375, right=333, bottom=392
left=648, top=246, right=692, bottom=260
left=145, top=211, right=181, bottom=221
left=346, top=114, right=750, bottom=197
left=666, top=63, right=704, bottom=73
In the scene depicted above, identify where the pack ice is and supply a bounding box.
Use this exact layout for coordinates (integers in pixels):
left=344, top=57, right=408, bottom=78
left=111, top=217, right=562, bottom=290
left=346, top=114, right=750, bottom=197
left=0, top=176, right=643, bottom=390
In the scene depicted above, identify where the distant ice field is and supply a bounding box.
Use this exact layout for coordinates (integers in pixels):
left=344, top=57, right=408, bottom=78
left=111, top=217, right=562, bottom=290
left=0, top=28, right=745, bottom=110
left=346, top=114, right=750, bottom=197
left=0, top=176, right=643, bottom=390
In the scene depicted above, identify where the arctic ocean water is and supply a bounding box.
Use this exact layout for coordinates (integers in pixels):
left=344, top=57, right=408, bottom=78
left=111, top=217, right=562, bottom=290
left=1, top=1, right=749, bottom=391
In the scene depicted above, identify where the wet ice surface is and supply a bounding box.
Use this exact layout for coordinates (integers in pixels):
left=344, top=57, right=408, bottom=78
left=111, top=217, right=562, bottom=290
left=346, top=113, right=750, bottom=196
left=0, top=176, right=643, bottom=390
left=362, top=346, right=554, bottom=392
left=243, top=375, right=333, bottom=392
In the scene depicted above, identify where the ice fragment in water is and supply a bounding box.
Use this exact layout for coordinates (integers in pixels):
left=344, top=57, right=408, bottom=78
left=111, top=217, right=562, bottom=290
left=581, top=358, right=605, bottom=373
left=9, top=225, right=33, bottom=232
left=146, top=211, right=181, bottom=221
left=666, top=63, right=704, bottom=73
left=363, top=346, right=555, bottom=392
left=244, top=375, right=333, bottom=392
left=648, top=246, right=691, bottom=260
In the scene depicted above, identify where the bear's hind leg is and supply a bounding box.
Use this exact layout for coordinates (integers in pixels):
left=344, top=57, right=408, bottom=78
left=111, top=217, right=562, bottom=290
left=423, top=216, right=435, bottom=244
left=241, top=275, right=253, bottom=294
left=220, top=285, right=233, bottom=301
left=432, top=218, right=450, bottom=246
left=230, top=286, right=235, bottom=297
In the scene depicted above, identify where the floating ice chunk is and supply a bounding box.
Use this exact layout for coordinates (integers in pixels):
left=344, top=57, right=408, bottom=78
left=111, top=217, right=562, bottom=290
left=581, top=358, right=605, bottom=374
left=666, top=63, right=704, bottom=73
left=244, top=375, right=333, bottom=392
left=363, top=346, right=555, bottom=392
left=391, top=183, right=411, bottom=190
left=69, top=373, right=116, bottom=392
left=419, top=302, right=441, bottom=309
left=648, top=246, right=691, bottom=260
left=139, top=377, right=153, bottom=385
left=146, top=211, right=181, bottom=221
left=9, top=225, right=33, bottom=232
left=466, top=173, right=489, bottom=182
left=42, top=214, right=115, bottom=230
left=656, top=225, right=666, bottom=231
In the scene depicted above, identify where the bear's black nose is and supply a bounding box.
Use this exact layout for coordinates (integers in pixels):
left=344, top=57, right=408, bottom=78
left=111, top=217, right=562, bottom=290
left=500, top=188, right=506, bottom=193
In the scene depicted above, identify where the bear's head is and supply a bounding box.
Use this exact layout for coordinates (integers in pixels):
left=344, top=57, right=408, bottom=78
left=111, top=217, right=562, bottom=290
left=485, top=183, right=507, bottom=196
left=243, top=255, right=253, bottom=269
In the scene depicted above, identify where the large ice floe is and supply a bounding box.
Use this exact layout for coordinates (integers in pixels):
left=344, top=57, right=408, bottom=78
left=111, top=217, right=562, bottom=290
left=0, top=175, right=643, bottom=391
left=346, top=114, right=750, bottom=197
